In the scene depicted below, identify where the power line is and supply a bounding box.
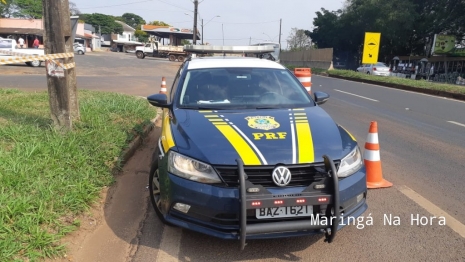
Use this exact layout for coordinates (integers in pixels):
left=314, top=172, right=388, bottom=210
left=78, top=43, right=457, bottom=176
left=209, top=19, right=280, bottom=25
left=154, top=0, right=192, bottom=11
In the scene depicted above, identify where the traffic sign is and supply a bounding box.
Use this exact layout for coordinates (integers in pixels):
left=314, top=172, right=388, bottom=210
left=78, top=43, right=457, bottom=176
left=362, top=32, right=381, bottom=64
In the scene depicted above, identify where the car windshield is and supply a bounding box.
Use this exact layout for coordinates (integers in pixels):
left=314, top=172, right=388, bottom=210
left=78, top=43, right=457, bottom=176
left=178, top=67, right=314, bottom=109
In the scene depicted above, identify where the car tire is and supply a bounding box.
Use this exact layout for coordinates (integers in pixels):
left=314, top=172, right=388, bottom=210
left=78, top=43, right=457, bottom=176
left=29, top=60, right=41, bottom=67
left=177, top=56, right=185, bottom=62
left=149, top=146, right=176, bottom=227
left=78, top=50, right=84, bottom=55
left=169, top=55, right=176, bottom=62
left=367, top=72, right=370, bottom=75
left=136, top=51, right=145, bottom=59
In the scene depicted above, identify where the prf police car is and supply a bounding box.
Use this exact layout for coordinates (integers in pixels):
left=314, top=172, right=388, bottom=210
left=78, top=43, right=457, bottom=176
left=147, top=45, right=367, bottom=250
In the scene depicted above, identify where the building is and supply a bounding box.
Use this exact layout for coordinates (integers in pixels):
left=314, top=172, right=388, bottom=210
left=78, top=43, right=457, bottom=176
left=101, top=21, right=143, bottom=52
left=0, top=18, right=43, bottom=48
left=75, top=22, right=101, bottom=52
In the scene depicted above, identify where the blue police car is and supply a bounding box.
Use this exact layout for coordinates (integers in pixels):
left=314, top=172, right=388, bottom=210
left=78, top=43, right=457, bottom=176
left=147, top=50, right=367, bottom=250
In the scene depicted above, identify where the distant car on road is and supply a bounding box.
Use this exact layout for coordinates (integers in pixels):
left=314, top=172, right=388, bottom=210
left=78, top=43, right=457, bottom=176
left=73, top=43, right=86, bottom=55
left=356, top=62, right=391, bottom=76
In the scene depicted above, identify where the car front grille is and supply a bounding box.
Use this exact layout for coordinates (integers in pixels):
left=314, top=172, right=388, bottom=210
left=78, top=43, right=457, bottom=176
left=214, top=162, right=339, bottom=188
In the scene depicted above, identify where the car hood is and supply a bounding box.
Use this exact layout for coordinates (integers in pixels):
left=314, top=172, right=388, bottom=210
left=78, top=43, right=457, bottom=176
left=169, top=107, right=352, bottom=166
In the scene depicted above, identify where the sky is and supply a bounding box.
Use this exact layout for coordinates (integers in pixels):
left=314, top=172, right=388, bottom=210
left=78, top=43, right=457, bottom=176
left=72, top=0, right=345, bottom=47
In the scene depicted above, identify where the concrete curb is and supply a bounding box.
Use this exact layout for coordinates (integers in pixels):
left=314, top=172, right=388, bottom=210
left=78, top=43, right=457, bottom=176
left=112, top=109, right=162, bottom=174
left=315, top=72, right=465, bottom=102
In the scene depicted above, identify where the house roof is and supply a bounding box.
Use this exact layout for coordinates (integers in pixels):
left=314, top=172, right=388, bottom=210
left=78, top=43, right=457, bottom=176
left=115, top=21, right=136, bottom=32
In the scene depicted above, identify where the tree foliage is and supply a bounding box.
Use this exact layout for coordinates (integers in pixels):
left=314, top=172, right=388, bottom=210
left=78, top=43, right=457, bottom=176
left=287, top=28, right=312, bottom=51
left=119, top=13, right=146, bottom=29
left=148, top=20, right=170, bottom=26
left=79, top=13, right=123, bottom=35
left=306, top=0, right=465, bottom=67
left=1, top=0, right=80, bottom=18
left=11, top=0, right=43, bottom=18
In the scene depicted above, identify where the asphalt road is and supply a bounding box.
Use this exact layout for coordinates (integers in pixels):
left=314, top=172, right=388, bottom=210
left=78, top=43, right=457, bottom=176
left=4, top=55, right=464, bottom=261
left=0, top=51, right=179, bottom=97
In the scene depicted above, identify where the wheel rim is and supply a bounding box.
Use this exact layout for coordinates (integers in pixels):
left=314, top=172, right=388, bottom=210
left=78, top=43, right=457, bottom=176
left=31, top=60, right=40, bottom=67
left=178, top=56, right=184, bottom=62
left=137, top=52, right=143, bottom=58
left=151, top=169, right=162, bottom=208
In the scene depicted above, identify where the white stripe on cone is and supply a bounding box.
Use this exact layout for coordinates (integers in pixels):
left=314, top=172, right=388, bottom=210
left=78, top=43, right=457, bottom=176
left=162, top=81, right=166, bottom=85
left=297, top=77, right=311, bottom=82
left=366, top=133, right=379, bottom=144
left=364, top=149, right=380, bottom=161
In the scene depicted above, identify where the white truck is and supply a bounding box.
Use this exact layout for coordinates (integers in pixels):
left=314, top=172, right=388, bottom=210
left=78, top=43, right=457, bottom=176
left=135, top=41, right=188, bottom=62
left=0, top=37, right=45, bottom=67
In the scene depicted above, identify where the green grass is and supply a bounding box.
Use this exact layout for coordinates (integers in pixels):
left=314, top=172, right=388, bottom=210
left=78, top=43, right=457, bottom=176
left=328, top=69, right=465, bottom=95
left=284, top=65, right=465, bottom=95
left=0, top=89, right=158, bottom=261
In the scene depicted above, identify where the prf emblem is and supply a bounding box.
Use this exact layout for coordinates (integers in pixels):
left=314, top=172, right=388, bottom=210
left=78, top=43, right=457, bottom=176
left=246, top=116, right=280, bottom=130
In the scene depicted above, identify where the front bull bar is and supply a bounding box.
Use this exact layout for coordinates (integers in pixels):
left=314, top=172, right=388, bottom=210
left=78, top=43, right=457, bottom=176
left=236, top=155, right=340, bottom=250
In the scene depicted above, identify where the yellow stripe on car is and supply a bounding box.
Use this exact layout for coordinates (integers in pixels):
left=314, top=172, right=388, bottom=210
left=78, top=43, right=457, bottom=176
left=214, top=125, right=262, bottom=165
left=161, top=109, right=175, bottom=153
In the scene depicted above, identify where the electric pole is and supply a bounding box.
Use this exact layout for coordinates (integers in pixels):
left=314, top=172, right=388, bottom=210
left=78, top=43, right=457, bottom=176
left=279, top=18, right=282, bottom=52
left=42, top=0, right=79, bottom=130
left=193, top=0, right=198, bottom=44
left=201, top=19, right=204, bottom=45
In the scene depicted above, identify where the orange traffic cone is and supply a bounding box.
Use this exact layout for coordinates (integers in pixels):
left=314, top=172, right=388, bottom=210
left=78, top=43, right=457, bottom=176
left=364, top=121, right=393, bottom=189
left=160, top=77, right=167, bottom=94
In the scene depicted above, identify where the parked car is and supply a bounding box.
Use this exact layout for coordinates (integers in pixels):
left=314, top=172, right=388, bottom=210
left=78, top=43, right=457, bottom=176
left=146, top=49, right=368, bottom=250
left=356, top=62, right=390, bottom=76
left=0, top=37, right=44, bottom=67
left=73, top=43, right=85, bottom=55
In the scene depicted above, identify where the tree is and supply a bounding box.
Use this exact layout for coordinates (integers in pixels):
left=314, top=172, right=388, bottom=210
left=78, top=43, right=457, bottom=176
left=287, top=28, right=312, bottom=51
left=149, top=20, right=170, bottom=26
left=120, top=13, right=146, bottom=29
left=80, top=13, right=123, bottom=35
left=0, top=0, right=14, bottom=18
left=69, top=1, right=80, bottom=16
left=12, top=0, right=43, bottom=18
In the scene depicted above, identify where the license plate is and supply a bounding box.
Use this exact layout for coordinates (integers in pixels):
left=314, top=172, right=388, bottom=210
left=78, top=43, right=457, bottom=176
left=256, top=205, right=313, bottom=219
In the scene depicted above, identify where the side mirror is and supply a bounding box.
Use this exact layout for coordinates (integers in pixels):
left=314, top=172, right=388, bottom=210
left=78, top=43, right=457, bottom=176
left=314, top=91, right=330, bottom=105
left=147, top=93, right=170, bottom=108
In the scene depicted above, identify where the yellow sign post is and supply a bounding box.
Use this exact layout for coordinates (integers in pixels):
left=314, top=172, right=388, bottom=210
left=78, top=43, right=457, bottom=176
left=362, top=32, right=381, bottom=64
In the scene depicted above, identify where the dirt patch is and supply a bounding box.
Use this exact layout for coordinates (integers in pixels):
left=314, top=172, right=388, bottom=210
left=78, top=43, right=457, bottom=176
left=45, top=188, right=109, bottom=262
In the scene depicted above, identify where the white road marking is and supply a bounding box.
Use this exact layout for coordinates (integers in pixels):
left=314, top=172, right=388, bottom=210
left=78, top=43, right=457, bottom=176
left=447, top=121, right=465, bottom=128
left=334, top=89, right=379, bottom=102
left=156, top=225, right=182, bottom=261
left=317, top=75, right=465, bottom=104
left=397, top=185, right=465, bottom=238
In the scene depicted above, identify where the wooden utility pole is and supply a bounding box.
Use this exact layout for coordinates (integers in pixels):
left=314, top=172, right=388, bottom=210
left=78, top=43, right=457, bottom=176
left=193, top=0, right=198, bottom=44
left=42, top=0, right=79, bottom=130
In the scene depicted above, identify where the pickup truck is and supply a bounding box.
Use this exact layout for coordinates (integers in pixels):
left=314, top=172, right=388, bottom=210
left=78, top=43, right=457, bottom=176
left=135, top=41, right=188, bottom=62
left=0, top=37, right=45, bottom=67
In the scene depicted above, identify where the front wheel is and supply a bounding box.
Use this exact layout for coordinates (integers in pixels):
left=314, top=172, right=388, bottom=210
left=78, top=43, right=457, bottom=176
left=136, top=51, right=145, bottom=59
left=149, top=147, right=175, bottom=226
left=28, top=60, right=41, bottom=67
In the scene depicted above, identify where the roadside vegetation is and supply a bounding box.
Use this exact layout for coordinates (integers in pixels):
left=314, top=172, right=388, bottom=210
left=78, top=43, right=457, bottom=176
left=0, top=89, right=157, bottom=261
left=285, top=65, right=465, bottom=95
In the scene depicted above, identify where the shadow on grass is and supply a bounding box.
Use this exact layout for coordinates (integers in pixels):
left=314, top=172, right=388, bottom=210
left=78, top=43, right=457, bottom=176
left=0, top=106, right=53, bottom=129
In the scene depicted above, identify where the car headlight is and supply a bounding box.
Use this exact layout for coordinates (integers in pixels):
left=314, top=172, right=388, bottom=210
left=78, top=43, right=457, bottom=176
left=337, top=146, right=363, bottom=177
left=168, top=151, right=222, bottom=184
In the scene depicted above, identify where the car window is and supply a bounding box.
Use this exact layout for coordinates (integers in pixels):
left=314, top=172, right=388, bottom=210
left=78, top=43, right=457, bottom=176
left=178, top=67, right=313, bottom=109
left=376, top=62, right=387, bottom=67
left=170, top=66, right=183, bottom=103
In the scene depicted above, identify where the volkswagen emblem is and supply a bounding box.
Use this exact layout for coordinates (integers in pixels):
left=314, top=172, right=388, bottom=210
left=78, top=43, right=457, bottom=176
left=272, top=166, right=292, bottom=187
